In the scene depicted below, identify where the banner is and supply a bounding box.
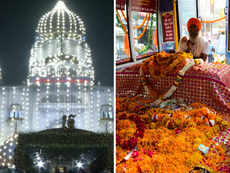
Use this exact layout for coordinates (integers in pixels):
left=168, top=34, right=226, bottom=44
left=116, top=0, right=126, bottom=10
left=131, top=0, right=156, bottom=13
left=117, top=0, right=156, bottom=13
left=162, top=12, right=174, bottom=42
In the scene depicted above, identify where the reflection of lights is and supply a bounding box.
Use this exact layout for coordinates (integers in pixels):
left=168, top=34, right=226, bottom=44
left=37, top=160, right=45, bottom=168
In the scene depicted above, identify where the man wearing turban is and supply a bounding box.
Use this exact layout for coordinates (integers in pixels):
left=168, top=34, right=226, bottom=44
left=179, top=18, right=209, bottom=62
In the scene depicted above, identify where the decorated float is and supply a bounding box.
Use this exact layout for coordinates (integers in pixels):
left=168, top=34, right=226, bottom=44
left=116, top=0, right=230, bottom=172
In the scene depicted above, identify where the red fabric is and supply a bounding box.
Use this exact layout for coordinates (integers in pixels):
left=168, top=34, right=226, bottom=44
left=187, top=18, right=202, bottom=31
left=116, top=63, right=230, bottom=119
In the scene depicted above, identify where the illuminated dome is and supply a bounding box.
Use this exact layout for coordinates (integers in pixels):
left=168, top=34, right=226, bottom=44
left=37, top=0, right=86, bottom=40
left=28, top=0, right=94, bottom=86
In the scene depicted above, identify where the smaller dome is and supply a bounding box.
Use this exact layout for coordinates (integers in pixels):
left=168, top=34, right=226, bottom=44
left=37, top=1, right=86, bottom=40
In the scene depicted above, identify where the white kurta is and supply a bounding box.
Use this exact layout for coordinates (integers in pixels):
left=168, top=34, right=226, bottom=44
left=179, top=36, right=209, bottom=61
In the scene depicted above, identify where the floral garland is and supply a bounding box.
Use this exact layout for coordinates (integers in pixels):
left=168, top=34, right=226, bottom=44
left=134, top=14, right=150, bottom=40
left=116, top=11, right=154, bottom=54
left=140, top=52, right=197, bottom=106
left=116, top=98, right=230, bottom=173
left=134, top=14, right=154, bottom=54
left=133, top=14, right=148, bottom=30
left=140, top=51, right=193, bottom=80
left=116, top=112, right=145, bottom=150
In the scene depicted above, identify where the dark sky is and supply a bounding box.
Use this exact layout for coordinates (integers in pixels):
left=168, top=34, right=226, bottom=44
left=0, top=0, right=113, bottom=86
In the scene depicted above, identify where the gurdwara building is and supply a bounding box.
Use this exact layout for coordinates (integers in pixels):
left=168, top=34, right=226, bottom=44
left=0, top=1, right=114, bottom=144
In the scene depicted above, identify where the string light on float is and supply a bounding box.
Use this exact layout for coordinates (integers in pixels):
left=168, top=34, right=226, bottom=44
left=0, top=133, right=18, bottom=168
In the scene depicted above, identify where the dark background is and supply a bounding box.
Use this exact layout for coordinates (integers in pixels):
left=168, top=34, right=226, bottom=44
left=0, top=0, right=113, bottom=86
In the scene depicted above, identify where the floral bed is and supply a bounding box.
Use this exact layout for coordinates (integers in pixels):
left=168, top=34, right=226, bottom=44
left=116, top=52, right=230, bottom=172
left=116, top=97, right=230, bottom=173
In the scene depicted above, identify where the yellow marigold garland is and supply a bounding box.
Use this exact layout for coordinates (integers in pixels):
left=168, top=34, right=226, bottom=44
left=139, top=52, right=195, bottom=105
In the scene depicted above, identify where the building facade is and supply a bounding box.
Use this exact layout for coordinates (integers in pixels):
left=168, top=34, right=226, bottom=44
left=0, top=1, right=113, bottom=144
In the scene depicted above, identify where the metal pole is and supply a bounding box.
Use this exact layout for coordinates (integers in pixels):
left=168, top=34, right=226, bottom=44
left=156, top=0, right=160, bottom=52
left=196, top=0, right=199, bottom=18
left=174, top=0, right=181, bottom=46
left=126, top=0, right=136, bottom=62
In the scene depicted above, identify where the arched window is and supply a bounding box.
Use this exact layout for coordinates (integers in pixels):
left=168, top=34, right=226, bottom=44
left=9, top=104, right=22, bottom=120
left=100, top=104, right=113, bottom=120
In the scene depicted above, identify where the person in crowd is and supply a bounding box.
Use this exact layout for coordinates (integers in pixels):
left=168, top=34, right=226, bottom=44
left=179, top=18, right=209, bottom=62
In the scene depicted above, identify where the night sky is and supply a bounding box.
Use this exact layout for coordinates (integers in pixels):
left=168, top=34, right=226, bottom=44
left=0, top=0, right=113, bottom=86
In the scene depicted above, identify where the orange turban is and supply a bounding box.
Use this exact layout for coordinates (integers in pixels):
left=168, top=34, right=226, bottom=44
left=187, top=18, right=202, bottom=31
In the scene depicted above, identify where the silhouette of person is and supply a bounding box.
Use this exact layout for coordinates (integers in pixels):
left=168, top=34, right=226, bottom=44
left=62, top=115, right=67, bottom=128
left=67, top=114, right=75, bottom=129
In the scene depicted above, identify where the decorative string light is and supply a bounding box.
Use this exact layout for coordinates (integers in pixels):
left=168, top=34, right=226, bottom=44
left=0, top=133, right=18, bottom=168
left=46, top=85, right=50, bottom=129
left=56, top=84, right=61, bottom=128
left=0, top=2, right=114, bottom=165
left=29, top=0, right=94, bottom=86
left=35, top=86, right=40, bottom=131
left=24, top=88, right=30, bottom=131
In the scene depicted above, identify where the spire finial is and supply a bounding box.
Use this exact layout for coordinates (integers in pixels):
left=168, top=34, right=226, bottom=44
left=55, top=0, right=67, bottom=10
